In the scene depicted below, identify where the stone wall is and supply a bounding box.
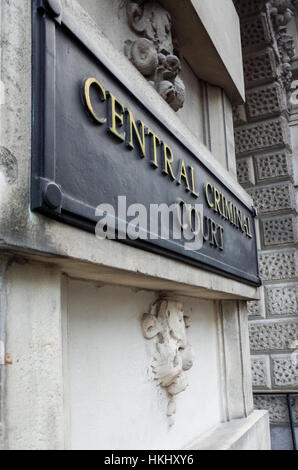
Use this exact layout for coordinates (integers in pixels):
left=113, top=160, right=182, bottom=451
left=233, top=0, right=298, bottom=447
left=0, top=0, right=268, bottom=450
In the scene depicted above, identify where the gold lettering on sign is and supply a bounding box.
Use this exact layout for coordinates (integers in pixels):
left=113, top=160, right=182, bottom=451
left=205, top=183, right=214, bottom=208
left=162, top=143, right=176, bottom=181
left=147, top=129, right=161, bottom=169
left=84, top=78, right=107, bottom=124
left=82, top=77, right=255, bottom=247
left=214, top=187, right=222, bottom=216
left=125, top=109, right=146, bottom=158
left=189, top=166, right=199, bottom=198
left=107, top=92, right=125, bottom=141
left=177, top=160, right=190, bottom=192
left=243, top=216, right=253, bottom=238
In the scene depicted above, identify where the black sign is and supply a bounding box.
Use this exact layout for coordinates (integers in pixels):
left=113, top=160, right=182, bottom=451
left=32, top=0, right=261, bottom=287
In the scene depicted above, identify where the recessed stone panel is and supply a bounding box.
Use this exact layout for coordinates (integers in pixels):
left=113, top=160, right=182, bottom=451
left=240, top=14, right=271, bottom=50
left=243, top=49, right=277, bottom=88
left=249, top=319, right=298, bottom=352
left=235, top=117, right=290, bottom=155
left=236, top=156, right=255, bottom=186
left=246, top=83, right=286, bottom=120
left=265, top=284, right=298, bottom=316
left=255, top=151, right=292, bottom=182
left=247, top=286, right=266, bottom=319
left=258, top=249, right=297, bottom=281
left=234, top=0, right=265, bottom=19
left=247, top=182, right=295, bottom=214
left=272, top=354, right=298, bottom=388
left=261, top=215, right=297, bottom=246
left=251, top=355, right=271, bottom=388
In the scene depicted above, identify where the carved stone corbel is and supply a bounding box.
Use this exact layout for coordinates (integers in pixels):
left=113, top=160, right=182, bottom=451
left=124, top=1, right=185, bottom=112
left=142, top=298, right=194, bottom=425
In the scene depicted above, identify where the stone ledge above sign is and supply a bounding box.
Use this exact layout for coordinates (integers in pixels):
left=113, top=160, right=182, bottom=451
left=158, top=0, right=245, bottom=104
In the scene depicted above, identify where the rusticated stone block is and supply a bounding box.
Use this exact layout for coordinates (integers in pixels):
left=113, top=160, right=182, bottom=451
left=240, top=14, right=271, bottom=50
left=246, top=83, right=286, bottom=120
left=249, top=319, right=298, bottom=352
left=243, top=49, right=277, bottom=88
left=262, top=215, right=297, bottom=246
left=236, top=156, right=255, bottom=186
left=234, top=0, right=265, bottom=18
left=247, top=182, right=295, bottom=214
left=272, top=354, right=298, bottom=388
left=235, top=117, right=290, bottom=155
left=255, top=151, right=293, bottom=182
left=233, top=104, right=247, bottom=126
left=247, top=300, right=265, bottom=318
left=254, top=395, right=298, bottom=424
left=251, top=355, right=271, bottom=388
left=258, top=249, right=297, bottom=281
left=265, top=283, right=298, bottom=316
left=247, top=286, right=266, bottom=319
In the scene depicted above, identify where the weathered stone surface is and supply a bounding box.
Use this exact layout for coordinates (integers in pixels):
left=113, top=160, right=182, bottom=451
left=243, top=49, right=277, bottom=88
left=0, top=147, right=18, bottom=185
left=258, top=249, right=298, bottom=281
left=247, top=300, right=265, bottom=318
left=249, top=319, right=298, bottom=352
left=125, top=1, right=185, bottom=112
left=236, top=0, right=298, bottom=423
left=235, top=117, right=290, bottom=155
left=255, top=151, right=293, bottom=182
left=234, top=0, right=265, bottom=19
left=247, top=182, right=295, bottom=214
left=142, top=298, right=194, bottom=426
left=272, top=354, right=298, bottom=387
left=247, top=287, right=266, bottom=319
left=254, top=394, right=298, bottom=424
left=262, top=215, right=297, bottom=246
left=265, top=284, right=298, bottom=316
left=251, top=355, right=271, bottom=388
left=269, top=2, right=295, bottom=91
left=233, top=104, right=247, bottom=126
left=236, top=156, right=255, bottom=186
left=246, top=83, right=286, bottom=120
left=240, top=14, right=271, bottom=50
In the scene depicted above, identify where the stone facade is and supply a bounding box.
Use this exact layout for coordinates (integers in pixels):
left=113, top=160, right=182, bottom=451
left=233, top=0, right=298, bottom=443
left=0, top=0, right=269, bottom=450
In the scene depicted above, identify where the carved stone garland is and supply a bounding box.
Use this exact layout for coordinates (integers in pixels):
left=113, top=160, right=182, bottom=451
left=142, top=298, right=194, bottom=425
left=124, top=1, right=185, bottom=112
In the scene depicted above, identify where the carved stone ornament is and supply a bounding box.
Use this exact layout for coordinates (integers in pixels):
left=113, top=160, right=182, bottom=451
left=268, top=0, right=296, bottom=89
left=142, top=298, right=194, bottom=425
left=269, top=0, right=294, bottom=27
left=124, top=1, right=185, bottom=112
